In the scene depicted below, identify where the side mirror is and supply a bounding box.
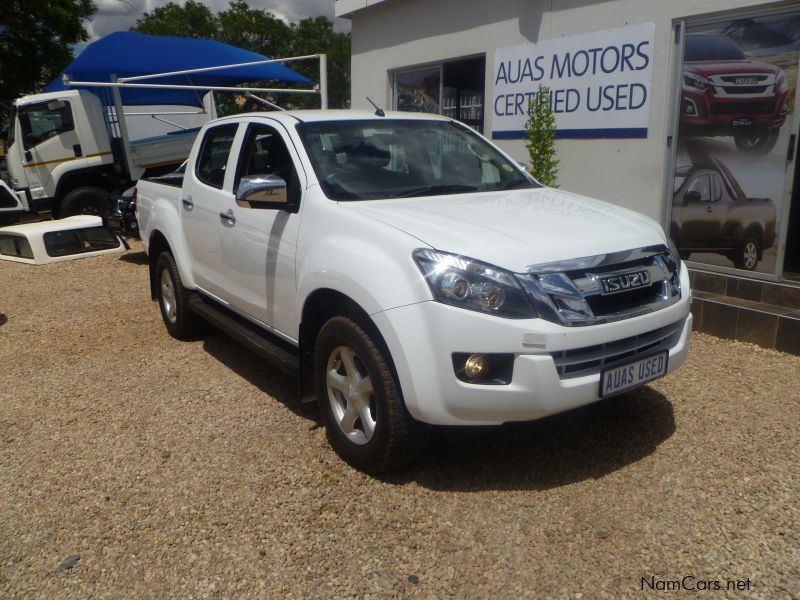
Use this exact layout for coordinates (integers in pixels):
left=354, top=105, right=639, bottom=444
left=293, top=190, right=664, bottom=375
left=683, top=190, right=701, bottom=206
left=517, top=161, right=531, bottom=172
left=235, top=174, right=296, bottom=212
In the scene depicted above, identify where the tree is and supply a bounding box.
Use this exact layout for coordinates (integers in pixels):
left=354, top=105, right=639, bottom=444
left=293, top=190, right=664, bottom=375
left=132, top=0, right=216, bottom=39
left=217, top=1, right=293, bottom=59
left=524, top=85, right=559, bottom=187
left=291, top=17, right=351, bottom=109
left=0, top=0, right=96, bottom=123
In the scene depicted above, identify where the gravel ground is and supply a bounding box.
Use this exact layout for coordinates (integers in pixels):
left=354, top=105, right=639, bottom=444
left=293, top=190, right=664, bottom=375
left=0, top=242, right=798, bottom=598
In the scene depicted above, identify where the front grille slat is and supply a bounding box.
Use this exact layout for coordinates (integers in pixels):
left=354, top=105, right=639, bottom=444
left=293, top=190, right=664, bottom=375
left=551, top=320, right=684, bottom=379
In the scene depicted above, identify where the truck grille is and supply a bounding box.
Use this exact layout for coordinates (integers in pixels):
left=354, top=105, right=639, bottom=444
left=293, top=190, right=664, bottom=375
left=519, top=245, right=682, bottom=327
left=550, top=319, right=685, bottom=379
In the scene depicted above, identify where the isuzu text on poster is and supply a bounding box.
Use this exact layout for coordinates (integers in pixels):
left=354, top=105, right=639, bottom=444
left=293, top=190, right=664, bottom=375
left=492, top=22, right=656, bottom=139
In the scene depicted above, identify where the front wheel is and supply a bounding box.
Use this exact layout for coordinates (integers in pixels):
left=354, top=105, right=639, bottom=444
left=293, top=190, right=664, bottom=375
left=57, top=186, right=108, bottom=218
left=733, top=129, right=780, bottom=156
left=155, top=251, right=202, bottom=339
left=314, top=316, right=429, bottom=473
left=734, top=236, right=761, bottom=271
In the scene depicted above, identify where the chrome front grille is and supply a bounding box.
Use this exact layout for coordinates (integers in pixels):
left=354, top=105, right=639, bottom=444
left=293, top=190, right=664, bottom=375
left=519, top=245, right=682, bottom=327
left=550, top=319, right=685, bottom=379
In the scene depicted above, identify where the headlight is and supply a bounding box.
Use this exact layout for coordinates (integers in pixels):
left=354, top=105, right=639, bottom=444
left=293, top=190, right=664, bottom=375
left=413, top=249, right=537, bottom=318
left=776, top=71, right=786, bottom=90
left=683, top=74, right=709, bottom=91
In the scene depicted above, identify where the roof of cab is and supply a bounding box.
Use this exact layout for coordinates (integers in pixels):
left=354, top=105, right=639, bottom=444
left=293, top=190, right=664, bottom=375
left=214, top=109, right=451, bottom=126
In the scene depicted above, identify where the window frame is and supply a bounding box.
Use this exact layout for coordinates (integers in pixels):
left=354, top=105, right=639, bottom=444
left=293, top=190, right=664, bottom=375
left=43, top=227, right=121, bottom=258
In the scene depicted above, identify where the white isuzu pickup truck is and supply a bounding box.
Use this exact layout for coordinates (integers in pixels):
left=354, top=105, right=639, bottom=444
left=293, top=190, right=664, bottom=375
left=134, top=109, right=692, bottom=473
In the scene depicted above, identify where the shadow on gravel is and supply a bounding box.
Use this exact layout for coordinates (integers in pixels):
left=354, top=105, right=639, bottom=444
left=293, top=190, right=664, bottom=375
left=197, top=332, right=674, bottom=490
left=201, top=333, right=318, bottom=422
left=0, top=313, right=6, bottom=327
left=119, top=250, right=148, bottom=265
left=384, top=387, right=675, bottom=491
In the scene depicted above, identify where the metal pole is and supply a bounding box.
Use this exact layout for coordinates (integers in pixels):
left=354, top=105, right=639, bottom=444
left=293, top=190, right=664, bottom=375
left=110, top=74, right=137, bottom=181
left=319, top=54, right=328, bottom=110
left=118, top=54, right=323, bottom=82
left=66, top=80, right=319, bottom=94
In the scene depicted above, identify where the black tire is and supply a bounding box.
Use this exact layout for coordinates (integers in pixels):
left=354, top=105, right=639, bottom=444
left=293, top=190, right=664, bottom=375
left=734, top=236, right=761, bottom=271
left=57, top=186, right=108, bottom=218
left=314, top=316, right=429, bottom=473
left=733, top=129, right=780, bottom=156
left=155, top=251, right=202, bottom=340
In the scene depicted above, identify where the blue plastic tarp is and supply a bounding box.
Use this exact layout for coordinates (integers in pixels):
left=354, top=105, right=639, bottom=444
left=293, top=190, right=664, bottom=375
left=44, top=31, right=314, bottom=106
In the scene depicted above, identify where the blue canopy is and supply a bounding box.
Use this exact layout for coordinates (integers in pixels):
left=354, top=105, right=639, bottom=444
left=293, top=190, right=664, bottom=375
left=44, top=31, right=314, bottom=106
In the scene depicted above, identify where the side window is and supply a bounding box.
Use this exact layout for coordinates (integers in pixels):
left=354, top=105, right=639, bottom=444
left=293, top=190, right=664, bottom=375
left=235, top=123, right=300, bottom=204
left=18, top=100, right=74, bottom=149
left=0, top=234, right=34, bottom=259
left=43, top=227, right=120, bottom=257
left=195, top=124, right=238, bottom=189
left=236, top=124, right=295, bottom=184
left=687, top=174, right=711, bottom=202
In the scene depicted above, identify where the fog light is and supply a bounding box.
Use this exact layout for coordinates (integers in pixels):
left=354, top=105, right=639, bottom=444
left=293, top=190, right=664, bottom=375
left=452, top=352, right=515, bottom=385
left=464, top=353, right=489, bottom=378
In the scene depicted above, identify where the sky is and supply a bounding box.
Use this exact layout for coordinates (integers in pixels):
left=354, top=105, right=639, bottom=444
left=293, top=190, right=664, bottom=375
left=86, top=0, right=349, bottom=40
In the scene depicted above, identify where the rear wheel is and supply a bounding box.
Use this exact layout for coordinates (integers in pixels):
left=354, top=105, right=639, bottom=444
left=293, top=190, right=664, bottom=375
left=733, top=129, right=779, bottom=156
left=734, top=236, right=761, bottom=271
left=155, top=251, right=202, bottom=339
left=314, top=316, right=429, bottom=473
left=57, top=186, right=108, bottom=218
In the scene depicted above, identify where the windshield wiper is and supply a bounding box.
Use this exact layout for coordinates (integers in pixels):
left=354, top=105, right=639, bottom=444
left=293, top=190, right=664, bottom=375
left=495, top=179, right=539, bottom=191
left=398, top=184, right=478, bottom=198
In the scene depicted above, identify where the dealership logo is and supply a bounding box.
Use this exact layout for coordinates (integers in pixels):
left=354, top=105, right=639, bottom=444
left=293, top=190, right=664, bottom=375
left=598, top=270, right=651, bottom=295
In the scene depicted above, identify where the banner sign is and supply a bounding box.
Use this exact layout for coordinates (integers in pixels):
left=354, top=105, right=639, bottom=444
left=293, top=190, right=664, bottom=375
left=492, top=22, right=655, bottom=140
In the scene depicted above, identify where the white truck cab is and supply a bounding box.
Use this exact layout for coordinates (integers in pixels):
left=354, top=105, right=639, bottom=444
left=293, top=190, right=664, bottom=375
left=2, top=89, right=213, bottom=219
left=135, top=109, right=692, bottom=473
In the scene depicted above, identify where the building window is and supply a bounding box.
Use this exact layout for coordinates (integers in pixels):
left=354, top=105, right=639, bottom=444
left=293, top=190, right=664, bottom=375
left=394, top=56, right=486, bottom=132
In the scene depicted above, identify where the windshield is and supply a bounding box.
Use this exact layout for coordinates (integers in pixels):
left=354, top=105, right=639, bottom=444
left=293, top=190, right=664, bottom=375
left=685, top=34, right=745, bottom=61
left=296, top=119, right=539, bottom=201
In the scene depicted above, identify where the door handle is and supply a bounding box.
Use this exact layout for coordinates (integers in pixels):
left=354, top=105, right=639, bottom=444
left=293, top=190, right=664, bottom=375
left=182, top=196, right=193, bottom=210
left=705, top=206, right=713, bottom=213
left=220, top=209, right=236, bottom=226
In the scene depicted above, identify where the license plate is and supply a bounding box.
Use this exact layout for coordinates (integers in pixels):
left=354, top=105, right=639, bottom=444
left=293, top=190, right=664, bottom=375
left=599, top=350, right=668, bottom=398
left=732, top=118, right=753, bottom=127
left=735, top=77, right=758, bottom=85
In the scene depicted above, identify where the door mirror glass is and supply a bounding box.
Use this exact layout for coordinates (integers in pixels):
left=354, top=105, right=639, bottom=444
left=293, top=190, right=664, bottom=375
left=236, top=174, right=288, bottom=208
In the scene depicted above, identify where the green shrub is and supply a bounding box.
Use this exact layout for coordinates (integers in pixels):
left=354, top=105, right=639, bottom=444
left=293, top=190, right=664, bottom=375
left=524, top=85, right=559, bottom=187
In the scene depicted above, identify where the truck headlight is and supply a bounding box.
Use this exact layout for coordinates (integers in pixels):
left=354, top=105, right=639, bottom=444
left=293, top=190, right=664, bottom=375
left=413, top=249, right=536, bottom=318
left=683, top=74, right=710, bottom=91
left=776, top=71, right=786, bottom=90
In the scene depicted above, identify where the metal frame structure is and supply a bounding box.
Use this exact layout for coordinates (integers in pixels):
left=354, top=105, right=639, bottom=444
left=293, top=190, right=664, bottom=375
left=60, top=53, right=328, bottom=180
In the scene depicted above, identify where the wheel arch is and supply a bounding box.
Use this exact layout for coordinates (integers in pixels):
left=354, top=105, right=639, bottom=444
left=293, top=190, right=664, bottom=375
left=299, top=288, right=403, bottom=405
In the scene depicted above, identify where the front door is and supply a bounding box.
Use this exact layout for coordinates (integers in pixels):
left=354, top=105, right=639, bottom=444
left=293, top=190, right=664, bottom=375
left=17, top=98, right=82, bottom=198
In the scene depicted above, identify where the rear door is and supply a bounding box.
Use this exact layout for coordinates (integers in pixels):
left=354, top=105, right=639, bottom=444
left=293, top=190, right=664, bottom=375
left=180, top=122, right=241, bottom=296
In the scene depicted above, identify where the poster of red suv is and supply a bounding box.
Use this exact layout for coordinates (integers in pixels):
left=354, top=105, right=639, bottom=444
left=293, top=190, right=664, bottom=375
left=672, top=12, right=800, bottom=274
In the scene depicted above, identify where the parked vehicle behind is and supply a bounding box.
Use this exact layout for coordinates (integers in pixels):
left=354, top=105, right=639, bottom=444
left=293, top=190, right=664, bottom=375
left=680, top=33, right=790, bottom=154
left=132, top=110, right=693, bottom=473
left=671, top=157, right=776, bottom=270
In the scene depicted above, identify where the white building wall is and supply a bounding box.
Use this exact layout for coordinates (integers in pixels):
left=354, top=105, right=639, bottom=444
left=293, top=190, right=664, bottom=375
left=345, top=0, right=785, bottom=221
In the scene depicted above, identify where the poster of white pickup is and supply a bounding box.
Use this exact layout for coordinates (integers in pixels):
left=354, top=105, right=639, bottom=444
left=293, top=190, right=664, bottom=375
left=492, top=22, right=655, bottom=140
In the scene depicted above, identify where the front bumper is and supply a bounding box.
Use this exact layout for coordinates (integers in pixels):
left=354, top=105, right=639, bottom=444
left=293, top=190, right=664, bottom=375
left=679, top=87, right=789, bottom=133
left=373, top=266, right=692, bottom=426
